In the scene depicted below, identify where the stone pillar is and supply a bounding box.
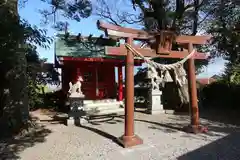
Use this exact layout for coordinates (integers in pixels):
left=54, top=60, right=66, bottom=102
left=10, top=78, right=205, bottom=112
left=147, top=89, right=164, bottom=114
left=67, top=97, right=87, bottom=126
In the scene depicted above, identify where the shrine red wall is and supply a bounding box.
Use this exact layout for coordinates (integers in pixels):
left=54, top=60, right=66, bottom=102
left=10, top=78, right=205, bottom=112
left=62, top=62, right=116, bottom=100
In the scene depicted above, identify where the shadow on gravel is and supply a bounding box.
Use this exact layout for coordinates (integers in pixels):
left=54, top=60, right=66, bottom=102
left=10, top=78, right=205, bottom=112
left=117, top=115, right=184, bottom=133
left=169, top=111, right=240, bottom=136
left=39, top=114, right=68, bottom=125
left=0, top=123, right=51, bottom=160
left=88, top=115, right=124, bottom=125
left=177, top=132, right=240, bottom=160
left=117, top=111, right=240, bottom=137
left=135, top=119, right=184, bottom=133
left=77, top=125, right=123, bottom=147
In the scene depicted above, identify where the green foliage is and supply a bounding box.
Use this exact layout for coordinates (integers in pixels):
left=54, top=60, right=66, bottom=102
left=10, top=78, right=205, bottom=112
left=39, top=0, right=92, bottom=30
left=207, top=0, right=240, bottom=83
left=201, top=80, right=240, bottom=109
left=131, top=0, right=210, bottom=34
left=221, top=63, right=240, bottom=84
left=0, top=0, right=93, bottom=135
left=0, top=1, right=28, bottom=132
left=0, top=1, right=58, bottom=133
left=25, top=47, right=59, bottom=110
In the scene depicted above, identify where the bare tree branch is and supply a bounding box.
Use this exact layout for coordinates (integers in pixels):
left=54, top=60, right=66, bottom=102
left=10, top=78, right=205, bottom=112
left=94, top=0, right=143, bottom=27
left=95, top=0, right=120, bottom=26
left=116, top=11, right=143, bottom=25
left=94, top=0, right=121, bottom=26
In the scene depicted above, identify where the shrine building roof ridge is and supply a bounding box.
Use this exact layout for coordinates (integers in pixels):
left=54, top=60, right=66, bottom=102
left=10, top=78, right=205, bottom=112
left=54, top=34, right=144, bottom=67
left=55, top=33, right=121, bottom=59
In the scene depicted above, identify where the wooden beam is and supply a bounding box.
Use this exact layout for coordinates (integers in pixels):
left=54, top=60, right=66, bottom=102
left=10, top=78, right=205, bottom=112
left=106, top=29, right=211, bottom=45
left=106, top=46, right=208, bottom=59
left=97, top=20, right=149, bottom=36
left=106, top=29, right=152, bottom=40
left=97, top=20, right=211, bottom=45
left=175, top=35, right=211, bottom=45
left=58, top=56, right=143, bottom=65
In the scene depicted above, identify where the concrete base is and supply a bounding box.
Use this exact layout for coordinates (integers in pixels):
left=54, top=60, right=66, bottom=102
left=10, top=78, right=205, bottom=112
left=165, top=110, right=175, bottom=114
left=67, top=117, right=88, bottom=126
left=183, top=125, right=208, bottom=134
left=148, top=89, right=164, bottom=115
left=67, top=97, right=86, bottom=126
left=147, top=108, right=165, bottom=115
left=118, top=135, right=143, bottom=148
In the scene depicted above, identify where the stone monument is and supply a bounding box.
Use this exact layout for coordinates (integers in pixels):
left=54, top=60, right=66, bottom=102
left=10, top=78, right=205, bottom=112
left=147, top=65, right=164, bottom=114
left=67, top=76, right=87, bottom=125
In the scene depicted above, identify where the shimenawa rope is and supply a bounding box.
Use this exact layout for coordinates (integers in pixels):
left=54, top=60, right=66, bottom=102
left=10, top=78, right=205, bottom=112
left=125, top=43, right=196, bottom=70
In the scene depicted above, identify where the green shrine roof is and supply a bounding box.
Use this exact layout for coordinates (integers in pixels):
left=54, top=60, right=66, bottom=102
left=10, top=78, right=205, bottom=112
left=55, top=34, right=123, bottom=59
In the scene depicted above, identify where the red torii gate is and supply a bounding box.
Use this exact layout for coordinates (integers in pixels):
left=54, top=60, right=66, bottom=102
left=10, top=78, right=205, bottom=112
left=97, top=20, right=211, bottom=148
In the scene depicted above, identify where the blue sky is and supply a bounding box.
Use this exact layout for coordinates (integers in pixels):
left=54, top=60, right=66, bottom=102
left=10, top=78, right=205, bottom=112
left=19, top=0, right=226, bottom=78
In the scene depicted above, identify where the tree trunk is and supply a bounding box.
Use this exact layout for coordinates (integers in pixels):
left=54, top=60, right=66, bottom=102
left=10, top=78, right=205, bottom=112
left=2, top=0, right=29, bottom=133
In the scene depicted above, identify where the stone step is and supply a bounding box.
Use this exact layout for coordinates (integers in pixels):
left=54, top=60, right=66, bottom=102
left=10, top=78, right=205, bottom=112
left=89, top=108, right=124, bottom=115
left=69, top=99, right=124, bottom=116
left=165, top=109, right=175, bottom=114
left=70, top=102, right=124, bottom=114
left=83, top=99, right=117, bottom=105
left=69, top=107, right=124, bottom=117
left=84, top=101, right=123, bottom=108
left=84, top=104, right=123, bottom=113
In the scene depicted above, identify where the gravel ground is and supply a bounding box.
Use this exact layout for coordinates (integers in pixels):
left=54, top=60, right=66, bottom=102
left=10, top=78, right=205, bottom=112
left=1, top=110, right=240, bottom=160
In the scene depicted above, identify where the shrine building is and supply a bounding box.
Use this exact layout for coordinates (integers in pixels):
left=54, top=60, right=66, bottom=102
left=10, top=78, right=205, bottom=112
left=54, top=34, right=143, bottom=101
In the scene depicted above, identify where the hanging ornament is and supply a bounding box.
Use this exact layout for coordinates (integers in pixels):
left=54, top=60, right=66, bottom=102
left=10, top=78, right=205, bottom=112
left=146, top=63, right=151, bottom=79
left=161, top=81, right=166, bottom=88
left=160, top=70, right=164, bottom=79
left=174, top=68, right=181, bottom=86
left=178, top=65, right=187, bottom=76
left=147, top=69, right=152, bottom=79
left=178, top=84, right=189, bottom=104
left=163, top=70, right=173, bottom=82
left=173, top=64, right=188, bottom=87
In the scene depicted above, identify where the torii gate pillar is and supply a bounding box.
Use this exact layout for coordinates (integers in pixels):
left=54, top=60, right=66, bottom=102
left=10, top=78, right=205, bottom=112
left=183, top=43, right=208, bottom=133
left=118, top=38, right=143, bottom=148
